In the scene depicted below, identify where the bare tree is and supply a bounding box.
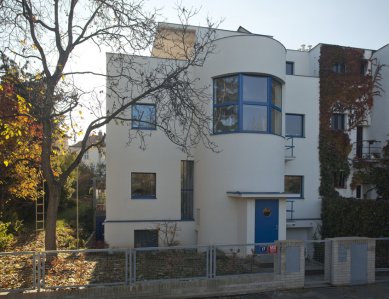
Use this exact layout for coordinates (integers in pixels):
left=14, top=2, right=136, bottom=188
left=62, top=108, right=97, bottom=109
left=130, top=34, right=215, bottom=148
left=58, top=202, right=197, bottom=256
left=0, top=0, right=218, bottom=250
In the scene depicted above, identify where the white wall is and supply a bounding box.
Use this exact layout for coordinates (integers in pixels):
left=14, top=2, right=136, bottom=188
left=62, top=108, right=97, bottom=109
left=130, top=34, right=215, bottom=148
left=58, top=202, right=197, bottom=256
left=284, top=75, right=320, bottom=225
left=105, top=54, right=195, bottom=247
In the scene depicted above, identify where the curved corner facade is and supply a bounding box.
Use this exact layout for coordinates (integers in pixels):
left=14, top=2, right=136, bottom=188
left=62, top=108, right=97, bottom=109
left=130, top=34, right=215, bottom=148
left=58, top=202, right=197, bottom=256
left=105, top=26, right=321, bottom=248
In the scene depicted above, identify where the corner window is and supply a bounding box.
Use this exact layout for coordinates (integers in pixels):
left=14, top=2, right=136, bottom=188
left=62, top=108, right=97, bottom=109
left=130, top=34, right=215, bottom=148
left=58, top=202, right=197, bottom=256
left=132, top=104, right=156, bottom=130
left=286, top=114, right=305, bottom=137
left=285, top=175, right=304, bottom=198
left=332, top=63, right=345, bottom=74
left=134, top=230, right=158, bottom=248
left=131, top=172, right=156, bottom=199
left=331, top=113, right=345, bottom=130
left=286, top=62, right=294, bottom=75
left=213, top=74, right=282, bottom=135
left=181, top=160, right=194, bottom=220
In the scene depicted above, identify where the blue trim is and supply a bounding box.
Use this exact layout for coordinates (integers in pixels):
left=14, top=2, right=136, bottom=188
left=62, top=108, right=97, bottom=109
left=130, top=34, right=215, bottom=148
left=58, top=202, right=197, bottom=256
left=227, top=191, right=288, bottom=195
left=285, top=113, right=305, bottom=138
left=131, top=196, right=156, bottom=200
left=131, top=103, right=157, bottom=130
left=105, top=219, right=195, bottom=223
left=131, top=172, right=156, bottom=199
left=284, top=175, right=304, bottom=199
left=213, top=74, right=282, bottom=135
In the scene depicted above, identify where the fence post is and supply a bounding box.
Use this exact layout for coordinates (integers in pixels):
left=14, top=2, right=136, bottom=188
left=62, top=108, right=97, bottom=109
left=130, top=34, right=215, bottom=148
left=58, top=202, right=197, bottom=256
left=133, top=248, right=137, bottom=283
left=207, top=245, right=216, bottom=279
left=36, top=252, right=41, bottom=292
left=125, top=249, right=129, bottom=285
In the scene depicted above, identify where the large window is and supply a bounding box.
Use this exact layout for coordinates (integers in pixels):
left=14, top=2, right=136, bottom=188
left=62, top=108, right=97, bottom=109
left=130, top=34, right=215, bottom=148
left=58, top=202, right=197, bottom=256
left=132, top=104, right=156, bottom=130
left=213, top=74, right=282, bottom=135
left=285, top=175, right=304, bottom=198
left=131, top=172, right=156, bottom=199
left=134, top=230, right=158, bottom=248
left=286, top=114, right=305, bottom=137
left=181, top=160, right=194, bottom=220
left=331, top=113, right=345, bottom=131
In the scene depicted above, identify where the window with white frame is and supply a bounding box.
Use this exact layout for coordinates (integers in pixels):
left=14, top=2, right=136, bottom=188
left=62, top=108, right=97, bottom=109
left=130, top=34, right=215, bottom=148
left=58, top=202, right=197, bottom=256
left=213, top=74, right=282, bottom=135
left=331, top=113, right=345, bottom=130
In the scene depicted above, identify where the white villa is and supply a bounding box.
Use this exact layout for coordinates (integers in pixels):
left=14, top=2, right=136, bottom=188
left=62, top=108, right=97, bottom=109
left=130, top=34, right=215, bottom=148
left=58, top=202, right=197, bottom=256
left=104, top=24, right=389, bottom=248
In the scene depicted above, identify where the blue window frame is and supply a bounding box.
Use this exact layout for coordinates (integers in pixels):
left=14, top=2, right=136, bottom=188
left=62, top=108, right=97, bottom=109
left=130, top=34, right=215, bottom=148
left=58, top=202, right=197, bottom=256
left=286, top=114, right=305, bottom=137
left=132, top=104, right=156, bottom=130
left=285, top=175, right=304, bottom=198
left=213, top=74, right=282, bottom=135
left=286, top=61, right=294, bottom=75
left=131, top=172, right=156, bottom=199
left=181, top=160, right=194, bottom=220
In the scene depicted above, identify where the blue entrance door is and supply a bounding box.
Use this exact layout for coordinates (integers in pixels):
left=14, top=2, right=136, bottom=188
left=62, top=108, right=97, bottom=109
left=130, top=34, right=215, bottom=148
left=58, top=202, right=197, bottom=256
left=255, top=200, right=279, bottom=243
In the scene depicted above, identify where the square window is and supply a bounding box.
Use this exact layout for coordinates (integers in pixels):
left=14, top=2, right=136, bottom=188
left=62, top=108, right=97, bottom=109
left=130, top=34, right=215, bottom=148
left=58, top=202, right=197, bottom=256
left=285, top=175, right=303, bottom=198
left=286, top=62, right=294, bottom=75
left=331, top=113, right=345, bottom=130
left=332, top=63, right=345, bottom=73
left=134, top=230, right=158, bottom=248
left=242, top=75, right=268, bottom=103
left=131, top=172, right=156, bottom=198
left=132, top=104, right=156, bottom=130
left=242, top=105, right=267, bottom=131
left=286, top=114, right=305, bottom=137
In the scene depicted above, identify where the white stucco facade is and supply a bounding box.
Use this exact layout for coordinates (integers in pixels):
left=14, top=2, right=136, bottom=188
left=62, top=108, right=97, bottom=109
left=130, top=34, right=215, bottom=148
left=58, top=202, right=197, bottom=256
left=104, top=24, right=389, bottom=247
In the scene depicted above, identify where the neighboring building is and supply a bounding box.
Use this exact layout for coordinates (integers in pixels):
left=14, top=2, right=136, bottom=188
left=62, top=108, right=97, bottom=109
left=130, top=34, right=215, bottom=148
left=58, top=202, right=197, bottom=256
left=105, top=23, right=389, bottom=248
left=69, top=131, right=105, bottom=173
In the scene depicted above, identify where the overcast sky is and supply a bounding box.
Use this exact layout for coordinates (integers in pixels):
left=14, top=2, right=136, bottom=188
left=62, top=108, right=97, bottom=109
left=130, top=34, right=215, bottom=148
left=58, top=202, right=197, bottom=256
left=145, top=0, right=389, bottom=50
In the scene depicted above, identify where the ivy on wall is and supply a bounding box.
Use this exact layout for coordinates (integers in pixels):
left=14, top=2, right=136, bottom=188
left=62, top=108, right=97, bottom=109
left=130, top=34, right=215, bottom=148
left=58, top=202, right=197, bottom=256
left=319, top=45, right=386, bottom=238
left=318, top=44, right=382, bottom=197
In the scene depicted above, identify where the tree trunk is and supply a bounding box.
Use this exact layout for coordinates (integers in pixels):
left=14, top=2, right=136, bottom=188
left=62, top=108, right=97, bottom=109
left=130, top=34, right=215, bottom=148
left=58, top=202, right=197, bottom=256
left=44, top=182, right=61, bottom=251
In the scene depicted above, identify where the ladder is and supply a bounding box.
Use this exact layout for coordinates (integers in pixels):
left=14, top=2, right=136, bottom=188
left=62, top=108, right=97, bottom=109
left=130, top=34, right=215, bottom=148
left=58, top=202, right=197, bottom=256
left=36, top=180, right=45, bottom=232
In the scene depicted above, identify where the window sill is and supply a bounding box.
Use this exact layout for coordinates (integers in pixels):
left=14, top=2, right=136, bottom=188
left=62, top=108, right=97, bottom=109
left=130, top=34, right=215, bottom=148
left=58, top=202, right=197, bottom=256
left=285, top=135, right=305, bottom=138
left=131, top=127, right=157, bottom=131
left=131, top=196, right=157, bottom=200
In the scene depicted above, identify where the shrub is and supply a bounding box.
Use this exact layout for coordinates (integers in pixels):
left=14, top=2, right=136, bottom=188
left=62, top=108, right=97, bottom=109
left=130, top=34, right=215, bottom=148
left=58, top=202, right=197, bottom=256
left=0, top=222, right=15, bottom=251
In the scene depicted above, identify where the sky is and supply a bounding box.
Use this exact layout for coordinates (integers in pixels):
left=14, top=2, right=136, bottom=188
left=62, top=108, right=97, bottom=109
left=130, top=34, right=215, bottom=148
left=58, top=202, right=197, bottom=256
left=71, top=0, right=389, bottom=141
left=144, top=0, right=389, bottom=50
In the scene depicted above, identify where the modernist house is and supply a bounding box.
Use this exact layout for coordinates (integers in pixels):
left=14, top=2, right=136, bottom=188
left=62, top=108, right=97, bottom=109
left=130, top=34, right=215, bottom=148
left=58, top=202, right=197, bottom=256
left=105, top=24, right=389, bottom=248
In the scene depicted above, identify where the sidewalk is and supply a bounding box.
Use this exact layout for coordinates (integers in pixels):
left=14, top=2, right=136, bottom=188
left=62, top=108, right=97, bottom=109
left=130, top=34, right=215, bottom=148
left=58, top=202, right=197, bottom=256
left=206, top=282, right=389, bottom=299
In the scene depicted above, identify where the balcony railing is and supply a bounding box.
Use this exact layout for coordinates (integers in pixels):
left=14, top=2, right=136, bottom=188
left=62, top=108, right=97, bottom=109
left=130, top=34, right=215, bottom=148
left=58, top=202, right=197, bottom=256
left=285, top=137, right=295, bottom=160
left=353, top=140, right=382, bottom=161
left=286, top=200, right=295, bottom=221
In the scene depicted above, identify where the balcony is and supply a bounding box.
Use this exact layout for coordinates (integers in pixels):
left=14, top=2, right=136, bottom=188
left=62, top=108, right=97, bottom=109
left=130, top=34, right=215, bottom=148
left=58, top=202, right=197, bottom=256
left=285, top=137, right=295, bottom=161
left=353, top=140, right=381, bottom=162
left=286, top=200, right=295, bottom=222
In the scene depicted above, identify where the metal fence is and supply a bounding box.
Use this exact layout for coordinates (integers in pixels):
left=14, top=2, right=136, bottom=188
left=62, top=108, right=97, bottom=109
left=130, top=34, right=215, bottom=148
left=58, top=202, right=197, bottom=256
left=304, top=240, right=330, bottom=286
left=214, top=243, right=276, bottom=277
left=0, top=243, right=277, bottom=293
left=2, top=238, right=389, bottom=293
left=375, top=238, right=389, bottom=282
left=0, top=251, right=37, bottom=291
